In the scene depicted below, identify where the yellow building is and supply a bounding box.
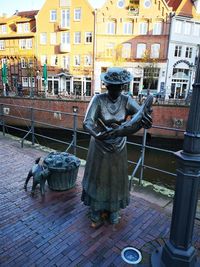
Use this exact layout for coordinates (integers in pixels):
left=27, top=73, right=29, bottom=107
left=36, top=0, right=94, bottom=97
left=94, top=0, right=172, bottom=95
left=0, top=11, right=38, bottom=96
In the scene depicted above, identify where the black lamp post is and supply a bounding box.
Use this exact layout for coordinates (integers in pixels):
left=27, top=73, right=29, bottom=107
left=151, top=48, right=200, bottom=266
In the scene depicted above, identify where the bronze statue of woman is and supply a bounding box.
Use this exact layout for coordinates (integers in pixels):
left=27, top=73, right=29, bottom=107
left=81, top=67, right=153, bottom=228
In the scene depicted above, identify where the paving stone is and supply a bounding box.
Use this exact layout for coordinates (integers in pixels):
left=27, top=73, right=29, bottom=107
left=0, top=134, right=200, bottom=267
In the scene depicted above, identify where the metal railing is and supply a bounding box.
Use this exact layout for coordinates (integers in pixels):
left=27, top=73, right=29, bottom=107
left=0, top=102, right=185, bottom=189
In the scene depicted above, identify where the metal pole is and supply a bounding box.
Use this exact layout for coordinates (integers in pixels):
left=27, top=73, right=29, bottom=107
left=30, top=108, right=35, bottom=146
left=73, top=112, right=77, bottom=156
left=139, top=128, right=147, bottom=185
left=151, top=45, right=200, bottom=267
left=0, top=104, right=5, bottom=136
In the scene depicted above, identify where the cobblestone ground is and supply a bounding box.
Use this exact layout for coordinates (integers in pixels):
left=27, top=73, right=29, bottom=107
left=0, top=134, right=200, bottom=267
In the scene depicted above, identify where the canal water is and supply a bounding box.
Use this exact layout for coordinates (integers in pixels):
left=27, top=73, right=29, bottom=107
left=4, top=126, right=184, bottom=190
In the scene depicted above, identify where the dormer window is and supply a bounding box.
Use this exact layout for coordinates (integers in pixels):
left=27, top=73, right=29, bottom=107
left=0, top=24, right=7, bottom=34
left=17, top=23, right=29, bottom=33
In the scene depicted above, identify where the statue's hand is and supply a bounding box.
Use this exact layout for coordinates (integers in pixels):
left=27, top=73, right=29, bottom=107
left=141, top=112, right=152, bottom=129
left=96, top=131, right=110, bottom=140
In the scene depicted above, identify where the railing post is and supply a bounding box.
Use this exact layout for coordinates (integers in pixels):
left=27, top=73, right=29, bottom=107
left=0, top=104, right=5, bottom=136
left=73, top=112, right=77, bottom=156
left=139, top=128, right=147, bottom=185
left=30, top=108, right=35, bottom=146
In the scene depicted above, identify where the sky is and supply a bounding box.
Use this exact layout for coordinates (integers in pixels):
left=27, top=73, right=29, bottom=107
left=0, top=0, right=105, bottom=16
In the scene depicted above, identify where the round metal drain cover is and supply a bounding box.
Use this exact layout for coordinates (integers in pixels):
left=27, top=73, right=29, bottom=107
left=121, top=247, right=142, bottom=265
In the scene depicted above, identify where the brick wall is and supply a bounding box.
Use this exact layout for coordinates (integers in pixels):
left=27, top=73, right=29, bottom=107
left=0, top=97, right=189, bottom=138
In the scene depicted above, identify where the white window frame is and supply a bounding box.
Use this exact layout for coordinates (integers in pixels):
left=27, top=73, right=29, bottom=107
left=107, top=22, right=116, bottom=34
left=139, top=22, right=148, bottom=35
left=74, top=55, right=81, bottom=66
left=50, top=10, right=57, bottom=22
left=50, top=33, right=57, bottom=45
left=184, top=22, right=192, bottom=35
left=21, top=58, right=27, bottom=68
left=41, top=55, right=47, bottom=66
left=61, top=32, right=70, bottom=44
left=50, top=55, right=58, bottom=66
left=151, top=43, right=160, bottom=58
left=22, top=77, right=28, bottom=87
left=26, top=39, right=32, bottom=49
left=19, top=39, right=26, bottom=49
left=61, top=9, right=70, bottom=28
left=85, top=32, right=92, bottom=43
left=185, top=47, right=193, bottom=58
left=74, top=8, right=81, bottom=21
left=193, top=23, right=200, bottom=36
left=123, top=22, right=133, bottom=34
left=0, top=24, right=7, bottom=34
left=153, top=22, right=162, bottom=35
left=40, top=33, right=47, bottom=45
left=0, top=40, right=5, bottom=50
left=24, top=23, right=29, bottom=32
left=62, top=55, right=70, bottom=69
left=74, top=32, right=81, bottom=44
left=105, top=43, right=115, bottom=57
left=136, top=43, right=146, bottom=58
left=122, top=43, right=131, bottom=58
left=174, top=45, right=182, bottom=57
left=17, top=23, right=23, bottom=33
left=84, top=55, right=92, bottom=66
left=174, top=20, right=182, bottom=34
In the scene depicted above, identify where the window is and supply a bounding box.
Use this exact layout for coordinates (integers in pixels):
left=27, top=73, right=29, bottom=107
left=22, top=77, right=35, bottom=88
left=50, top=10, right=57, bottom=21
left=21, top=58, right=27, bottom=68
left=84, top=55, right=92, bottom=66
left=22, top=77, right=28, bottom=87
left=184, top=22, right=192, bottom=35
left=50, top=33, right=57, bottom=45
left=123, top=22, right=133, bottom=34
left=174, top=45, right=182, bottom=57
left=74, top=8, right=81, bottom=21
left=61, top=32, right=70, bottom=44
left=151, top=44, right=160, bottom=58
left=24, top=23, right=29, bottom=32
left=185, top=47, right=192, bottom=58
left=153, top=22, right=162, bottom=35
left=0, top=40, right=5, bottom=50
left=122, top=43, right=131, bottom=58
left=62, top=55, right=70, bottom=69
left=143, top=67, right=160, bottom=90
left=193, top=23, right=200, bottom=36
left=51, top=56, right=58, bottom=66
left=40, top=33, right=47, bottom=44
left=105, top=43, right=115, bottom=57
left=60, top=0, right=70, bottom=6
left=85, top=32, right=92, bottom=43
left=17, top=24, right=23, bottom=33
left=19, top=39, right=26, bottom=49
left=41, top=55, right=47, bottom=65
left=61, top=9, right=70, bottom=28
left=174, top=20, right=182, bottom=34
left=107, top=22, right=116, bottom=34
left=139, top=22, right=148, bottom=34
left=136, top=43, right=146, bottom=58
left=74, top=55, right=80, bottom=66
left=74, top=32, right=81, bottom=44
left=26, top=39, right=32, bottom=49
left=0, top=24, right=7, bottom=34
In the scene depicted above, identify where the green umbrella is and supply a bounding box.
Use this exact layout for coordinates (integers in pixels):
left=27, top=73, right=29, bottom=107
left=2, top=63, right=7, bottom=84
left=43, top=63, right=47, bottom=86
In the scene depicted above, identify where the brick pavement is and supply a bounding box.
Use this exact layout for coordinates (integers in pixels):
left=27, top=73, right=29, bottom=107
left=0, top=134, right=200, bottom=267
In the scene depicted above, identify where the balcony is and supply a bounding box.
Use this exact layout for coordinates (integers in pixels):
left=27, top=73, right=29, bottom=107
left=60, top=43, right=70, bottom=53
left=59, top=24, right=70, bottom=31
